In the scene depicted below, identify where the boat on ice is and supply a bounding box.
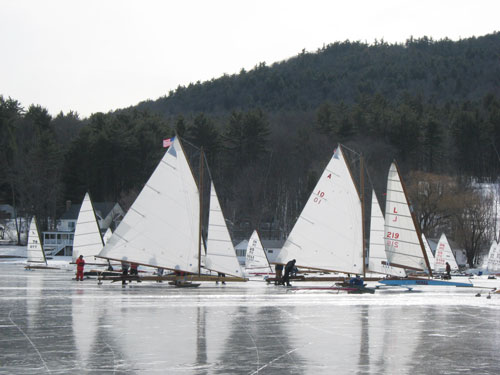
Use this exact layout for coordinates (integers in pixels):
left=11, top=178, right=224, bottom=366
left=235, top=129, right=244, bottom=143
left=96, top=136, right=245, bottom=286
left=244, top=230, right=273, bottom=278
left=273, top=145, right=374, bottom=293
left=377, top=163, right=472, bottom=288
left=25, top=216, right=59, bottom=270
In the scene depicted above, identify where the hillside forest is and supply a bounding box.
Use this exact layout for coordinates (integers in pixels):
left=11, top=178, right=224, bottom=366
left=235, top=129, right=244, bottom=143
left=1, top=33, right=500, bottom=267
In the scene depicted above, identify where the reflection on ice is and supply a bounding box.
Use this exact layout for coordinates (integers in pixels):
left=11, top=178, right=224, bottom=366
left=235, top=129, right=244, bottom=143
left=1, top=263, right=500, bottom=374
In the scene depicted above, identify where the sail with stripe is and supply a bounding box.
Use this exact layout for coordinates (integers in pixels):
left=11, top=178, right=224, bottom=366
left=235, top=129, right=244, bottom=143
left=72, top=192, right=106, bottom=264
left=26, top=216, right=47, bottom=265
left=98, top=136, right=201, bottom=273
left=434, top=233, right=459, bottom=272
left=245, top=230, right=272, bottom=275
left=384, top=163, right=431, bottom=274
left=204, top=181, right=243, bottom=277
left=275, top=145, right=363, bottom=274
left=367, top=190, right=405, bottom=277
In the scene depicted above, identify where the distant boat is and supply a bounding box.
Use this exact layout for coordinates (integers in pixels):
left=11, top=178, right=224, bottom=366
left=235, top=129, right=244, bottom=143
left=421, top=233, right=435, bottom=271
left=434, top=233, right=459, bottom=272
left=367, top=190, right=406, bottom=277
left=97, top=136, right=244, bottom=283
left=25, top=216, right=58, bottom=270
left=72, top=192, right=107, bottom=266
left=244, top=230, right=272, bottom=277
left=486, top=241, right=500, bottom=272
left=275, top=145, right=364, bottom=275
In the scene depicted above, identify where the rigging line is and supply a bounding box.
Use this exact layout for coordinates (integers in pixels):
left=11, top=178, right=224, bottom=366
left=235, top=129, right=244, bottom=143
left=8, top=309, right=51, bottom=374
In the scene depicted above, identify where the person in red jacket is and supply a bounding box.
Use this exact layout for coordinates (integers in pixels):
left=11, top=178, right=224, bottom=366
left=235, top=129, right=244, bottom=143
left=76, top=255, right=85, bottom=281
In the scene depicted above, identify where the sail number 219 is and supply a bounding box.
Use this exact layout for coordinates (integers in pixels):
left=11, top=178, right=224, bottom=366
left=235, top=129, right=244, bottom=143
left=386, top=231, right=399, bottom=248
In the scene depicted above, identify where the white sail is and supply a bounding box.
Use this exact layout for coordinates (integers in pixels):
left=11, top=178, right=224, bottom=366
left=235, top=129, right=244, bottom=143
left=275, top=145, right=363, bottom=274
left=98, top=136, right=200, bottom=273
left=367, top=191, right=405, bottom=277
left=384, top=163, right=429, bottom=272
left=421, top=233, right=435, bottom=271
left=245, top=230, right=272, bottom=275
left=72, top=192, right=106, bottom=263
left=102, top=227, right=112, bottom=245
left=26, top=216, right=47, bottom=265
left=204, top=182, right=243, bottom=278
left=487, top=241, right=500, bottom=272
left=434, top=233, right=459, bottom=271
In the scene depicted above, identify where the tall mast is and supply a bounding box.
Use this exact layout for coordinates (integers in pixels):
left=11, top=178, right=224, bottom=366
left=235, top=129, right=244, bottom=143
left=394, top=162, right=433, bottom=277
left=360, top=155, right=366, bottom=277
left=198, top=147, right=204, bottom=276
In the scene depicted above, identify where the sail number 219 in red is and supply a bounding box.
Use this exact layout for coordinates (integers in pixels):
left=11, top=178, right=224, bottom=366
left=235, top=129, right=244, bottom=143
left=386, top=231, right=399, bottom=248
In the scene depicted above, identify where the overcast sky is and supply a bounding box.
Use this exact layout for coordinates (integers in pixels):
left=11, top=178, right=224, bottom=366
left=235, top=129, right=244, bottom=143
left=1, top=0, right=498, bottom=118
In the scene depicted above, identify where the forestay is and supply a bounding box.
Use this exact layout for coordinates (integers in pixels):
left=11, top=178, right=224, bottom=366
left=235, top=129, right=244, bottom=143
left=245, top=230, right=272, bottom=274
left=98, top=137, right=201, bottom=273
left=367, top=191, right=405, bottom=277
left=434, top=233, right=459, bottom=271
left=384, top=163, right=429, bottom=272
left=275, top=145, right=363, bottom=274
left=26, top=216, right=47, bottom=265
left=204, top=182, right=243, bottom=277
left=72, top=192, right=106, bottom=264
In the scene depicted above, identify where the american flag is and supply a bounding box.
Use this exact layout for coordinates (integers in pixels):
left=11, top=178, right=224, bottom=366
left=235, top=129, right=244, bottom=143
left=163, top=137, right=175, bottom=148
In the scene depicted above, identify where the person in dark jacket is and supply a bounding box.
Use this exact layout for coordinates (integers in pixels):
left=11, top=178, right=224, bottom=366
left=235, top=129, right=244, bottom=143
left=121, top=262, right=130, bottom=286
left=275, top=264, right=284, bottom=285
left=281, top=259, right=296, bottom=286
left=75, top=255, right=85, bottom=281
left=445, top=262, right=451, bottom=279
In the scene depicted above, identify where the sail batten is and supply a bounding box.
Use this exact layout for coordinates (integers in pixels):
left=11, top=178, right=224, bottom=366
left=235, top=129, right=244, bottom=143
left=384, top=163, right=429, bottom=273
left=72, top=193, right=106, bottom=264
left=205, top=182, right=243, bottom=277
left=27, top=216, right=47, bottom=266
left=98, top=137, right=201, bottom=273
left=275, top=145, right=363, bottom=274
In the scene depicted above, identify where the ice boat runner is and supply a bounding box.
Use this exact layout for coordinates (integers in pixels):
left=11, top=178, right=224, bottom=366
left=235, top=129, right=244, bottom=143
left=97, top=136, right=245, bottom=286
left=244, top=230, right=272, bottom=277
left=379, top=163, right=471, bottom=288
left=367, top=190, right=405, bottom=277
left=434, top=233, right=459, bottom=273
left=273, top=145, right=373, bottom=293
left=25, top=216, right=59, bottom=270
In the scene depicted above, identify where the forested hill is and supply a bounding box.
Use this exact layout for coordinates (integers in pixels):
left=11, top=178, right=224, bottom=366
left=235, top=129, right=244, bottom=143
left=136, top=33, right=500, bottom=115
left=2, top=32, right=500, bottom=244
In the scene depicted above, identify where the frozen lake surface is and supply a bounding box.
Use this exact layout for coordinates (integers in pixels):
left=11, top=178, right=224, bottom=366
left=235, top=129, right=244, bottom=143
left=1, top=255, right=500, bottom=374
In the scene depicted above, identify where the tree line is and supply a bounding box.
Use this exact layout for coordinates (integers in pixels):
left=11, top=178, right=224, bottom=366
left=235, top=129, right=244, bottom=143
left=1, top=33, right=500, bottom=266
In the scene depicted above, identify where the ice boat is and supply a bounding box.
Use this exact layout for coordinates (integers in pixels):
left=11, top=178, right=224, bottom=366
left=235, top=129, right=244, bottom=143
left=25, top=216, right=59, bottom=270
left=434, top=233, right=459, bottom=272
left=244, top=230, right=272, bottom=277
left=97, top=136, right=245, bottom=285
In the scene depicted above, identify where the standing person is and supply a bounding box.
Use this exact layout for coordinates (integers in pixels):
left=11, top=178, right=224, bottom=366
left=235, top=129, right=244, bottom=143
left=216, top=272, right=226, bottom=285
left=157, top=267, right=164, bottom=283
left=445, top=262, right=451, bottom=279
left=121, top=262, right=130, bottom=286
left=275, top=264, right=284, bottom=285
left=76, top=255, right=85, bottom=281
left=130, top=262, right=141, bottom=283
left=281, top=259, right=296, bottom=286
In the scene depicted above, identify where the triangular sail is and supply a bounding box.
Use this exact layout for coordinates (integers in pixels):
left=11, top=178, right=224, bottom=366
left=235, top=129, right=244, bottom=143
left=204, top=182, right=243, bottom=278
left=27, top=216, right=47, bottom=265
left=245, top=230, right=272, bottom=274
left=384, top=163, right=429, bottom=272
left=98, top=137, right=201, bottom=273
left=487, top=241, right=500, bottom=272
left=367, top=191, right=405, bottom=277
left=72, top=192, right=106, bottom=264
left=434, top=233, right=459, bottom=271
left=275, top=145, right=363, bottom=274
left=421, top=233, right=435, bottom=271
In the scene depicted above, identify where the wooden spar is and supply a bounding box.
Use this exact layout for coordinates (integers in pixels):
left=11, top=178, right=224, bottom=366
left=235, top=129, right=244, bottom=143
left=198, top=147, right=204, bottom=277
left=393, top=161, right=433, bottom=277
left=360, top=154, right=366, bottom=277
